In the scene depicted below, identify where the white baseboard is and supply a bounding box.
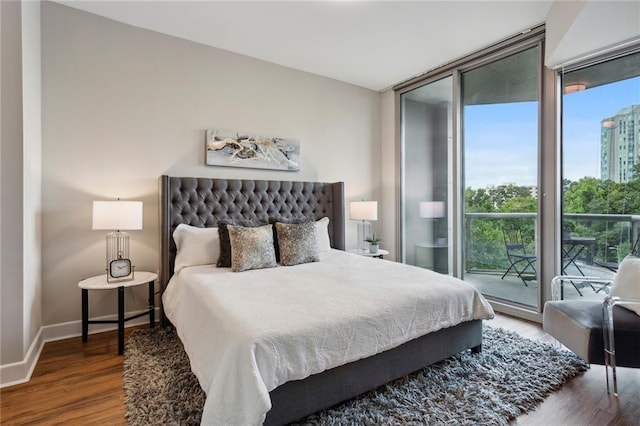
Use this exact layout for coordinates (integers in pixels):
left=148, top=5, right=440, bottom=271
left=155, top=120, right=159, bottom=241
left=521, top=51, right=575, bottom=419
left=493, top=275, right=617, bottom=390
left=0, top=327, right=44, bottom=388
left=0, top=307, right=160, bottom=388
left=42, top=307, right=160, bottom=342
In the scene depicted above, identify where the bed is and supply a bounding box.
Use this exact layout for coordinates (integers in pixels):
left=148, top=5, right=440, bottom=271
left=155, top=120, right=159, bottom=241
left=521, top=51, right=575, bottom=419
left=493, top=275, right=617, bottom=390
left=159, top=175, right=494, bottom=425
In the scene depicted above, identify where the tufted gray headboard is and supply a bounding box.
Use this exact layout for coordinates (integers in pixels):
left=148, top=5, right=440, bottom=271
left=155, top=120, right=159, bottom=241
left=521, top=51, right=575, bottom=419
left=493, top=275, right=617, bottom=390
left=158, top=175, right=345, bottom=323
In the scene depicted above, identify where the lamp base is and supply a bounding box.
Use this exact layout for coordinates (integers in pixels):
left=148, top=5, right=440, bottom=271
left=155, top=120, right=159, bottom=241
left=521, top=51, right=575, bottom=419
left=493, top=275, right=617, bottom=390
left=105, top=231, right=134, bottom=282
left=106, top=231, right=130, bottom=264
left=356, top=221, right=372, bottom=251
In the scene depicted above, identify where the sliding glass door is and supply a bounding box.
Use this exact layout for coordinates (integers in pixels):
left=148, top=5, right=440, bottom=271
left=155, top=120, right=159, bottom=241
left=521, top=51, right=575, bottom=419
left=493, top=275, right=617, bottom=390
left=460, top=46, right=541, bottom=309
left=400, top=77, right=452, bottom=273
left=398, top=36, right=545, bottom=314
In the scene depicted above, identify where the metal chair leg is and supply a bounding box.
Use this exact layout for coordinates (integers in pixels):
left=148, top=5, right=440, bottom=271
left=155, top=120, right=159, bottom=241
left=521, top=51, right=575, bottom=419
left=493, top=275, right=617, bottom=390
left=603, top=298, right=618, bottom=396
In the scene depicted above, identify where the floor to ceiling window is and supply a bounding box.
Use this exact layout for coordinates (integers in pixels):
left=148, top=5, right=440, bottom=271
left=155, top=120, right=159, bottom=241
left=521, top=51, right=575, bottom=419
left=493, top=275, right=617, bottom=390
left=461, top=46, right=540, bottom=309
left=561, top=50, right=640, bottom=300
left=400, top=77, right=452, bottom=274
left=397, top=25, right=639, bottom=318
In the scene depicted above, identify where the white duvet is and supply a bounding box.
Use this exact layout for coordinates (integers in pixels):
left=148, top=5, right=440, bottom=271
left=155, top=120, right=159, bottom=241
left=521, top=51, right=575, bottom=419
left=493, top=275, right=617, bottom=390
left=163, top=249, right=494, bottom=425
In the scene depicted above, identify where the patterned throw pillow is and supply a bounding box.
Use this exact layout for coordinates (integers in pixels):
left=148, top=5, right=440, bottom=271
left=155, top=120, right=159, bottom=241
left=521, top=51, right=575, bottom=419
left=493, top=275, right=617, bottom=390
left=275, top=221, right=320, bottom=266
left=227, top=224, right=277, bottom=272
left=269, top=217, right=308, bottom=261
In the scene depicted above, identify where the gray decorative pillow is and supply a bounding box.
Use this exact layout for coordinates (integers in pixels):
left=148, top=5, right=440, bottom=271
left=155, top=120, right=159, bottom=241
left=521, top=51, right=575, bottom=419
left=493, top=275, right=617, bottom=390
left=217, top=219, right=266, bottom=267
left=269, top=216, right=308, bottom=261
left=275, top=221, right=320, bottom=266
left=228, top=224, right=277, bottom=272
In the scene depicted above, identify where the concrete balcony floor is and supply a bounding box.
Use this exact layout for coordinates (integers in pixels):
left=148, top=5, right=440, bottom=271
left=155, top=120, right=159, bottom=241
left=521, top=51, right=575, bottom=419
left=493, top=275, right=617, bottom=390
left=463, top=262, right=616, bottom=308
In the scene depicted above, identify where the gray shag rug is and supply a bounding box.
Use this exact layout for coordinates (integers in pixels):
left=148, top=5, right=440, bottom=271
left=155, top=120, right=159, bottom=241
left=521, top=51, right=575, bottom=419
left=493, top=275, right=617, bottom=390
left=123, top=326, right=587, bottom=425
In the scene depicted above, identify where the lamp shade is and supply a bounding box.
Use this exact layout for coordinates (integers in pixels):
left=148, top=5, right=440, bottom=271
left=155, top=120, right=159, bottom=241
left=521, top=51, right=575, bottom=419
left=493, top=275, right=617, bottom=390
left=92, top=201, right=143, bottom=230
left=350, top=201, right=378, bottom=221
left=419, top=201, right=445, bottom=219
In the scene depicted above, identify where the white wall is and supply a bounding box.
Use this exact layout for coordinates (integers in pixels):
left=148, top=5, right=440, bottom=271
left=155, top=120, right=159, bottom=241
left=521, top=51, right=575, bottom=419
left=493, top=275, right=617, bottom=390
left=41, top=2, right=380, bottom=326
left=21, top=0, right=42, bottom=362
left=1, top=0, right=26, bottom=366
left=0, top=0, right=43, bottom=383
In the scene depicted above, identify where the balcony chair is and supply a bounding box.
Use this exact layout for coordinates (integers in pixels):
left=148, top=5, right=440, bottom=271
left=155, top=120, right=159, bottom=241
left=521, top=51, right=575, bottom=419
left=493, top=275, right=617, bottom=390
left=594, top=233, right=640, bottom=273
left=543, top=254, right=640, bottom=395
left=501, top=227, right=537, bottom=286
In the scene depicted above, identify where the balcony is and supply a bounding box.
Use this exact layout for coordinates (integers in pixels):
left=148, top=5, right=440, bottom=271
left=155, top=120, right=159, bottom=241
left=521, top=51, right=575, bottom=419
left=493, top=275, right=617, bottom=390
left=463, top=212, right=639, bottom=307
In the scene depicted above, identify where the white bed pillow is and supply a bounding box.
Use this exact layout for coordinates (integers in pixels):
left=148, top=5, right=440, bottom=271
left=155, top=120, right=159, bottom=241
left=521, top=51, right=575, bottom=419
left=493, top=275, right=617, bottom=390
left=609, top=255, right=640, bottom=316
left=315, top=217, right=331, bottom=253
left=173, top=224, right=220, bottom=274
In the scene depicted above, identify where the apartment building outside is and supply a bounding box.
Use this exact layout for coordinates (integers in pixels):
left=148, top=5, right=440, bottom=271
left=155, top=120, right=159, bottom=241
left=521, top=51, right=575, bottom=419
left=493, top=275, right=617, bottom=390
left=600, top=104, right=640, bottom=182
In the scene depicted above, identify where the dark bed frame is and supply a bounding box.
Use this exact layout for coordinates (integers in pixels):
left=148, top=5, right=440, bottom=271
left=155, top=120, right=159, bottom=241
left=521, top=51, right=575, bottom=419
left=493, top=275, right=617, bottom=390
left=159, top=175, right=482, bottom=425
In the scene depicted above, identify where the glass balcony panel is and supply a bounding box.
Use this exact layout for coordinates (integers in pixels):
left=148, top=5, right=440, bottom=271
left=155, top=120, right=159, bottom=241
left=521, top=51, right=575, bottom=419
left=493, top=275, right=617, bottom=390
left=463, top=213, right=631, bottom=303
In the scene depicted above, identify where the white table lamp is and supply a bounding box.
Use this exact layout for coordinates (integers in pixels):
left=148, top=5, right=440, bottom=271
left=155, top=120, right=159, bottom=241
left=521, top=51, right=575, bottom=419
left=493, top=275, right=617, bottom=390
left=93, top=200, right=143, bottom=282
left=350, top=200, right=378, bottom=251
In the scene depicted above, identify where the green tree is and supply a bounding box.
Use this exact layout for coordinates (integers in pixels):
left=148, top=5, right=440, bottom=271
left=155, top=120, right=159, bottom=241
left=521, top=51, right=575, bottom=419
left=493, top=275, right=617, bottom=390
left=502, top=197, right=537, bottom=213
left=490, top=184, right=532, bottom=210
left=465, top=187, right=494, bottom=212
left=563, top=177, right=604, bottom=213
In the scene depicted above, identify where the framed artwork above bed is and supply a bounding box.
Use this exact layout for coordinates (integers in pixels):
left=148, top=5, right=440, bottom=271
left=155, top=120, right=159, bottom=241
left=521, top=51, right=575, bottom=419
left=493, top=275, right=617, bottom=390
left=205, top=128, right=301, bottom=171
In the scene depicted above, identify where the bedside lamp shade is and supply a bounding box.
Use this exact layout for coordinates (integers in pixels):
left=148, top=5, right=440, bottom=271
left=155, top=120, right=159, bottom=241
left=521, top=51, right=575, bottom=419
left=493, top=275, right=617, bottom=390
left=350, top=201, right=378, bottom=221
left=92, top=201, right=143, bottom=230
left=93, top=200, right=143, bottom=282
left=350, top=201, right=378, bottom=251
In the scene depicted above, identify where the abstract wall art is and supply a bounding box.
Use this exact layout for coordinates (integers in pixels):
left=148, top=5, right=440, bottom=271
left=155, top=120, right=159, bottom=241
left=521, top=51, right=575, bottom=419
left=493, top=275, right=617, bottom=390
left=205, top=129, right=300, bottom=172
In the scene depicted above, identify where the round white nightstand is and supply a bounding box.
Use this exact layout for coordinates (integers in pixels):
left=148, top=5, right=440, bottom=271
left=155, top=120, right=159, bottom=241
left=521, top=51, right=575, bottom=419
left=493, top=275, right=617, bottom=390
left=348, top=249, right=390, bottom=259
left=78, top=271, right=158, bottom=354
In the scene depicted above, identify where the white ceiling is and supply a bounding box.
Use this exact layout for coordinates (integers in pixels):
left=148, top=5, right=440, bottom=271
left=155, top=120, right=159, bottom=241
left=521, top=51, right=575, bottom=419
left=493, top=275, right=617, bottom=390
left=54, top=0, right=555, bottom=91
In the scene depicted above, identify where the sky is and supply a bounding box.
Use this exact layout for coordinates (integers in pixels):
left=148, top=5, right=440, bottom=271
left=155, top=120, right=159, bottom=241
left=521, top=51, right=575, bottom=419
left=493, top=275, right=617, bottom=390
left=563, top=79, right=640, bottom=182
left=463, top=76, right=640, bottom=189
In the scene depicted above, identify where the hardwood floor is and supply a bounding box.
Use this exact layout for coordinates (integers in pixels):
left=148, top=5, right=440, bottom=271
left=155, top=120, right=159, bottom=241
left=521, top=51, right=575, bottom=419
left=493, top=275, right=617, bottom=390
left=1, top=328, right=131, bottom=425
left=1, top=314, right=638, bottom=425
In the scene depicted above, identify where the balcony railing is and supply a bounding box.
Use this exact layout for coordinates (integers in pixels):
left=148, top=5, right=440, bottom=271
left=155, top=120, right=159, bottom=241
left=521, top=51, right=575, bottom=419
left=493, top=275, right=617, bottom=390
left=464, top=212, right=640, bottom=275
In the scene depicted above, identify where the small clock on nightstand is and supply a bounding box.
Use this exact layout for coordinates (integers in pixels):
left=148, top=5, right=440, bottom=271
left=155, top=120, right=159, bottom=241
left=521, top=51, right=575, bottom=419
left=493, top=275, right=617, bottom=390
left=108, top=254, right=134, bottom=282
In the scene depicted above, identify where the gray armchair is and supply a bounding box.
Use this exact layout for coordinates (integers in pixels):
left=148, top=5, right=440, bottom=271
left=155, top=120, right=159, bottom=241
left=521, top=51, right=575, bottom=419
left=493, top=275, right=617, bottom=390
left=543, top=275, right=640, bottom=395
